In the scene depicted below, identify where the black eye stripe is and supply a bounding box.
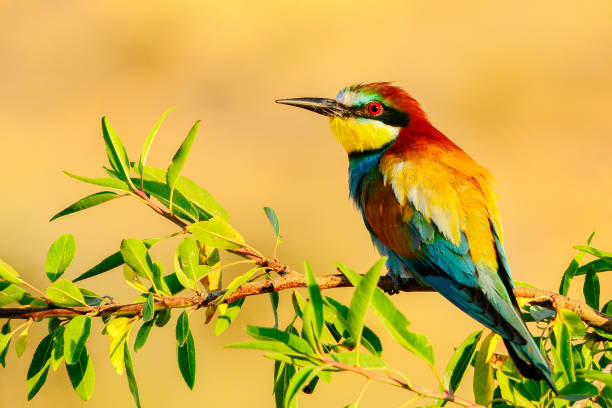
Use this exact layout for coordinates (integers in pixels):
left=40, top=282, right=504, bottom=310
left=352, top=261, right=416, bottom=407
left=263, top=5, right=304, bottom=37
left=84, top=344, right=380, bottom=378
left=350, top=101, right=410, bottom=127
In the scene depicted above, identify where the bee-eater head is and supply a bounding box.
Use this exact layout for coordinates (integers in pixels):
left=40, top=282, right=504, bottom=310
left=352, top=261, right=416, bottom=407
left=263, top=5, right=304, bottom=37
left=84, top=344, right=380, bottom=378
left=277, top=82, right=426, bottom=154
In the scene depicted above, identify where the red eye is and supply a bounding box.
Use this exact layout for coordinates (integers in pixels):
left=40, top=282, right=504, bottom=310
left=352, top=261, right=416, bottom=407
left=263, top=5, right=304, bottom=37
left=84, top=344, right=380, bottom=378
left=367, top=101, right=383, bottom=116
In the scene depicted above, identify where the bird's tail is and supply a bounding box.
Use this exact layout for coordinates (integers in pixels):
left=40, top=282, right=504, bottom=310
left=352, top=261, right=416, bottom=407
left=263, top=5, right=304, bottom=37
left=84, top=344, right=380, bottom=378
left=503, top=338, right=558, bottom=394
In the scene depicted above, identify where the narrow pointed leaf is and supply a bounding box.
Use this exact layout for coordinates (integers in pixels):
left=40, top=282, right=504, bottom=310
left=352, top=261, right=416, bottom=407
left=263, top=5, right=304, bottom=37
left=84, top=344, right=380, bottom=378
left=264, top=207, right=280, bottom=238
left=176, top=311, right=190, bottom=345
left=442, top=330, right=483, bottom=398
left=574, top=244, right=612, bottom=259
left=304, top=261, right=323, bottom=338
left=73, top=251, right=123, bottom=282
left=188, top=218, right=246, bottom=250
left=134, top=165, right=227, bottom=220
left=64, top=316, right=92, bottom=365
left=177, top=331, right=196, bottom=389
left=0, top=258, right=22, bottom=285
left=245, top=326, right=315, bottom=356
left=284, top=366, right=322, bottom=407
left=139, top=107, right=174, bottom=189
left=346, top=258, right=384, bottom=348
left=560, top=233, right=594, bottom=295
left=216, top=268, right=257, bottom=304
left=51, top=192, right=122, bottom=221
left=26, top=334, right=54, bottom=400
left=583, top=268, right=600, bottom=310
left=215, top=298, right=246, bottom=335
left=50, top=327, right=64, bottom=371
left=338, top=263, right=434, bottom=365
left=142, top=294, right=155, bottom=322
left=64, top=171, right=130, bottom=191
left=123, top=342, right=142, bottom=408
left=102, top=116, right=134, bottom=188
left=45, top=233, right=76, bottom=281
left=120, top=239, right=154, bottom=282
left=134, top=320, right=154, bottom=352
left=473, top=332, right=500, bottom=405
left=558, top=381, right=599, bottom=401
left=227, top=340, right=295, bottom=354
left=66, top=347, right=95, bottom=401
left=107, top=317, right=133, bottom=375
left=167, top=120, right=201, bottom=211
left=46, top=279, right=86, bottom=307
left=0, top=321, right=11, bottom=366
left=15, top=328, right=28, bottom=357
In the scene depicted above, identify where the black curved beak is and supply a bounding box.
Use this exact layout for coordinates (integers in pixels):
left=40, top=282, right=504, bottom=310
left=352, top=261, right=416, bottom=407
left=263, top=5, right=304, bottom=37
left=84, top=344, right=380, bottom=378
left=275, top=97, right=350, bottom=118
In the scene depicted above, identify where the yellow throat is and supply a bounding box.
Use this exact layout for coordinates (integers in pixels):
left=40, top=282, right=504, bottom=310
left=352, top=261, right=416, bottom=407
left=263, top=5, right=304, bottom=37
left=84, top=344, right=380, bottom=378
left=329, top=116, right=399, bottom=154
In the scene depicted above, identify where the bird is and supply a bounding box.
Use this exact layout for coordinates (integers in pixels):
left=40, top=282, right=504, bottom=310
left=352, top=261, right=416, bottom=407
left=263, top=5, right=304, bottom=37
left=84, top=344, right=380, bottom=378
left=276, top=82, right=556, bottom=391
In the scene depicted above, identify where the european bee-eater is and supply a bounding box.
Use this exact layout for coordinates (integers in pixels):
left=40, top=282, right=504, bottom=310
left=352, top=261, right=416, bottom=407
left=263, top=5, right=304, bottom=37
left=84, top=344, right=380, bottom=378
left=277, top=82, right=556, bottom=390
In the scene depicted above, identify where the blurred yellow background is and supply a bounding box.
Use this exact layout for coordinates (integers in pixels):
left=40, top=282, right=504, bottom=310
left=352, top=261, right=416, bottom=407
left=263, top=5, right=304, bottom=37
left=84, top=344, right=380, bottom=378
left=0, top=1, right=610, bottom=407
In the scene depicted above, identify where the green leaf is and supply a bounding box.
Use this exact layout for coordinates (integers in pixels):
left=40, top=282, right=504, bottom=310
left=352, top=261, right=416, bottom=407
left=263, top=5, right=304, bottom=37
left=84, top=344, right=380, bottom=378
left=137, top=178, right=199, bottom=222
left=64, top=171, right=130, bottom=191
left=142, top=294, right=154, bottom=322
left=45, top=233, right=76, bottom=282
left=473, top=331, right=500, bottom=405
left=264, top=207, right=281, bottom=238
left=346, top=258, right=384, bottom=351
left=154, top=309, right=171, bottom=327
left=151, top=261, right=172, bottom=296
left=50, top=327, right=64, bottom=371
left=73, top=251, right=123, bottom=282
left=227, top=340, right=296, bottom=354
left=559, top=232, right=594, bottom=295
left=577, top=369, right=612, bottom=388
left=46, top=279, right=86, bottom=306
left=0, top=282, right=27, bottom=306
left=175, top=237, right=208, bottom=290
left=245, top=326, right=315, bottom=356
left=0, top=321, right=11, bottom=367
left=338, top=262, right=434, bottom=366
left=26, top=334, right=54, bottom=400
left=553, top=320, right=575, bottom=382
left=269, top=283, right=279, bottom=330
left=0, top=257, right=22, bottom=285
left=559, top=309, right=586, bottom=339
left=167, top=120, right=201, bottom=212
left=15, top=327, right=28, bottom=357
left=187, top=218, right=246, bottom=250
left=304, top=261, right=324, bottom=339
left=584, top=268, right=600, bottom=310
left=284, top=365, right=322, bottom=407
left=177, top=330, right=196, bottom=389
left=134, top=165, right=227, bottom=220
left=176, top=311, right=190, bottom=345
left=66, top=347, right=95, bottom=401
left=134, top=320, right=154, bottom=352
left=443, top=330, right=483, bottom=396
left=215, top=298, right=246, bottom=335
left=51, top=192, right=122, bottom=221
left=120, top=239, right=154, bottom=282
left=139, top=107, right=174, bottom=189
left=330, top=352, right=387, bottom=368
left=529, top=305, right=556, bottom=321
left=107, top=317, right=133, bottom=375
left=558, top=381, right=599, bottom=401
left=123, top=265, right=149, bottom=294
left=64, top=316, right=92, bottom=365
left=123, top=342, right=141, bottom=408
left=576, top=258, right=612, bottom=275
left=574, top=244, right=612, bottom=259
left=102, top=116, right=134, bottom=188
left=216, top=268, right=257, bottom=304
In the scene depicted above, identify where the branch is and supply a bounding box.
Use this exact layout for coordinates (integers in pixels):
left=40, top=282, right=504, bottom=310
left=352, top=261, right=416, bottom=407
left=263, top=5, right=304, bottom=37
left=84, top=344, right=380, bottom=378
left=1, top=269, right=610, bottom=335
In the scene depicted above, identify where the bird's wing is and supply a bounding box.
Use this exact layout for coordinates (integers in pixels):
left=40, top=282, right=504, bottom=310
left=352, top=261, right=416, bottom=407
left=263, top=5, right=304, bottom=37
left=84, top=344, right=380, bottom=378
left=360, top=157, right=529, bottom=343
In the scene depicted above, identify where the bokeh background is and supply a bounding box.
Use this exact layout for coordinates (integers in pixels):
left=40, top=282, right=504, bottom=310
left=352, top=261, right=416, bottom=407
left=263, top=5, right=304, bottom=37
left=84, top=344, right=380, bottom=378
left=0, top=1, right=610, bottom=407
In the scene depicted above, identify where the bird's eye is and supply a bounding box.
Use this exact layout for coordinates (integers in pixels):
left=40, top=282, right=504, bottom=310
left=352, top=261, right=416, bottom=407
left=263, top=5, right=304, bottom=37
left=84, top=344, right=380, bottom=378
left=367, top=101, right=383, bottom=116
